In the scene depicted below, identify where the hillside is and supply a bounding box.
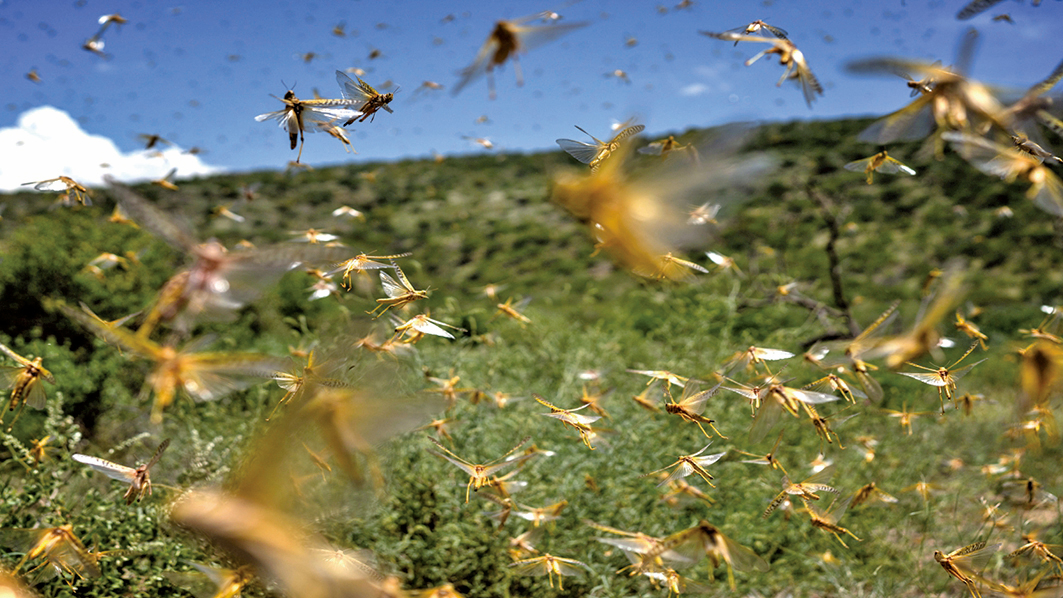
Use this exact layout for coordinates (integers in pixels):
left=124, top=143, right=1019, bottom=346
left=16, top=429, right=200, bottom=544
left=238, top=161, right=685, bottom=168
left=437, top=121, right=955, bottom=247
left=0, top=116, right=1061, bottom=598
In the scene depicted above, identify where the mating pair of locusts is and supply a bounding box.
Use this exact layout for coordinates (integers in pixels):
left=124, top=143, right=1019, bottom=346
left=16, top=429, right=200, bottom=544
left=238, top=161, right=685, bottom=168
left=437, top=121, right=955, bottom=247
left=760, top=465, right=862, bottom=547
left=326, top=249, right=432, bottom=320
left=256, top=70, right=394, bottom=162
left=328, top=250, right=432, bottom=318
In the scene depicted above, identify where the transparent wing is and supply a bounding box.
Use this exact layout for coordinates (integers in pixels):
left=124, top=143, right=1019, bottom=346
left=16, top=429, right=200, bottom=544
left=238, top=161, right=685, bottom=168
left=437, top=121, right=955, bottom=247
left=702, top=31, right=782, bottom=45
left=752, top=348, right=794, bottom=361
left=183, top=353, right=289, bottom=401
left=72, top=454, right=136, bottom=482
left=190, top=245, right=351, bottom=317
left=557, top=138, right=604, bottom=165
left=949, top=359, right=987, bottom=383
left=410, top=318, right=456, bottom=339
left=857, top=95, right=935, bottom=144
left=749, top=399, right=784, bottom=444
left=49, top=533, right=101, bottom=579
left=545, top=410, right=601, bottom=426
left=839, top=379, right=868, bottom=400
left=451, top=35, right=498, bottom=96
left=718, top=532, right=770, bottom=572
left=511, top=20, right=590, bottom=53
left=301, top=105, right=362, bottom=131
left=786, top=387, right=841, bottom=405
left=482, top=457, right=532, bottom=481
left=950, top=26, right=979, bottom=76
left=694, top=451, right=728, bottom=468
left=843, top=157, right=874, bottom=173
left=851, top=368, right=882, bottom=402
left=875, top=157, right=916, bottom=175
left=379, top=271, right=406, bottom=299
left=336, top=71, right=373, bottom=102
left=847, top=57, right=957, bottom=81
left=255, top=107, right=295, bottom=129
left=330, top=259, right=382, bottom=276
left=812, top=495, right=853, bottom=524
left=706, top=250, right=731, bottom=265
left=657, top=461, right=696, bottom=487
left=105, top=178, right=198, bottom=253
left=228, top=243, right=352, bottom=273
left=1031, top=171, right=1063, bottom=217
left=793, top=58, right=823, bottom=107
left=898, top=371, right=948, bottom=387
left=802, top=465, right=836, bottom=487
left=677, top=383, right=717, bottom=415
left=24, top=379, right=48, bottom=410
left=723, top=22, right=788, bottom=40
left=509, top=557, right=550, bottom=576
left=426, top=446, right=478, bottom=478
left=953, top=542, right=1002, bottom=573
left=551, top=557, right=590, bottom=577
left=801, top=483, right=841, bottom=496
left=598, top=537, right=655, bottom=554
left=658, top=528, right=710, bottom=563
left=27, top=178, right=67, bottom=192
left=0, top=365, right=22, bottom=390
left=763, top=24, right=788, bottom=39
left=942, top=132, right=1026, bottom=178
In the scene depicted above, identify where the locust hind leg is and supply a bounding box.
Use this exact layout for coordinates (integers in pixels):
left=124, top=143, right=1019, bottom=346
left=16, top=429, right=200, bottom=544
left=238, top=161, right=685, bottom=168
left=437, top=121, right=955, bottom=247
left=513, top=56, right=524, bottom=88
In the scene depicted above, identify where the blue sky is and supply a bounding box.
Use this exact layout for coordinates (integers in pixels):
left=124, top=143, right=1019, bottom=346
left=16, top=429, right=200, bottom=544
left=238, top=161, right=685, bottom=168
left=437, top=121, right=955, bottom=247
left=1, top=0, right=1061, bottom=186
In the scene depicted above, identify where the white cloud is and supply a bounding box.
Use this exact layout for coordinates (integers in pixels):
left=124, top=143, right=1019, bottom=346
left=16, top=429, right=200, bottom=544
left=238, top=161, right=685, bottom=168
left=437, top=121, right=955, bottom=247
left=678, top=64, right=733, bottom=97
left=680, top=83, right=711, bottom=97
left=0, top=105, right=221, bottom=193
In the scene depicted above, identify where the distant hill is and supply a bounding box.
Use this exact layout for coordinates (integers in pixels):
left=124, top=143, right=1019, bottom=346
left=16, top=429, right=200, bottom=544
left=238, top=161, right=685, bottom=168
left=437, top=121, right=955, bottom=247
left=1, top=116, right=1060, bottom=344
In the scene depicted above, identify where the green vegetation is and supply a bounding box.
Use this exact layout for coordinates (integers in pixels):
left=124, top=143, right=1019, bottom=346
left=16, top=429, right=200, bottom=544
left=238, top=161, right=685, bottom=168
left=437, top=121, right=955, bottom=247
left=0, top=117, right=1061, bottom=598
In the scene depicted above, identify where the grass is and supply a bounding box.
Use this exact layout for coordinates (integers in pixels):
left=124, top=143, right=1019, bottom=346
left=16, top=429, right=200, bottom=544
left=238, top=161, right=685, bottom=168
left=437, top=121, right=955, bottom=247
left=0, top=116, right=1061, bottom=597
